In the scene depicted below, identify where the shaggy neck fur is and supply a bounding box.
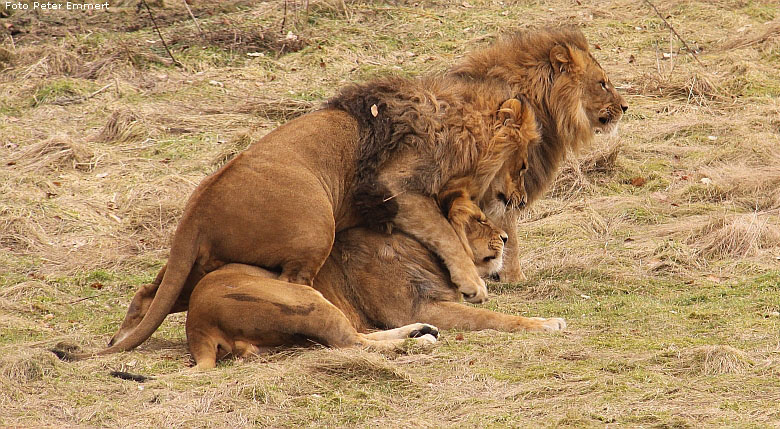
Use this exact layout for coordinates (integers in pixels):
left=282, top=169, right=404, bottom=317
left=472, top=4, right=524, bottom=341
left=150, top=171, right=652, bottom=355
left=327, top=76, right=513, bottom=230
left=449, top=28, right=594, bottom=205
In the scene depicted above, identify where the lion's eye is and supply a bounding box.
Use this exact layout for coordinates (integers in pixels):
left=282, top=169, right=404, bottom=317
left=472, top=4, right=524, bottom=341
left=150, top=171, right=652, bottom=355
left=600, top=81, right=607, bottom=91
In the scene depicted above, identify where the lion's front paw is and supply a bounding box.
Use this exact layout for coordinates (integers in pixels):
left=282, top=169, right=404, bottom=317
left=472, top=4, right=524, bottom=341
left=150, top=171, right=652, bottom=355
left=461, top=277, right=489, bottom=304
left=451, top=266, right=490, bottom=303
left=530, top=317, right=567, bottom=331
left=498, top=265, right=527, bottom=283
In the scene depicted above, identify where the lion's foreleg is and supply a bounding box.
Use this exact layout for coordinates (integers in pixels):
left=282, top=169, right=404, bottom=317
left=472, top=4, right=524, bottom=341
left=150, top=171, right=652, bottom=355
left=496, top=211, right=527, bottom=283
left=416, top=301, right=565, bottom=332
left=391, top=192, right=488, bottom=303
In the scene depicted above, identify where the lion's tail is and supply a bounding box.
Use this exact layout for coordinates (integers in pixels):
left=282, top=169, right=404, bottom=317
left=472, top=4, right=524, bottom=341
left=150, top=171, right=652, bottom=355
left=57, top=220, right=201, bottom=361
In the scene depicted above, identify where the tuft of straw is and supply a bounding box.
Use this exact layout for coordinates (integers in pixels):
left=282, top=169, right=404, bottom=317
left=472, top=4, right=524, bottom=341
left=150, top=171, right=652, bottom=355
left=211, top=128, right=260, bottom=168
left=680, top=345, right=754, bottom=375
left=5, top=135, right=94, bottom=172
left=550, top=136, right=621, bottom=199
left=634, top=71, right=727, bottom=104
left=689, top=213, right=780, bottom=259
left=92, top=109, right=148, bottom=143
left=0, top=347, right=59, bottom=384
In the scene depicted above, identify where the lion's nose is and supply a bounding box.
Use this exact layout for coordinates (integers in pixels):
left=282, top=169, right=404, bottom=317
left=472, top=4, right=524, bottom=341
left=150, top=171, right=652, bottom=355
left=621, top=104, right=628, bottom=113
left=500, top=233, right=508, bottom=244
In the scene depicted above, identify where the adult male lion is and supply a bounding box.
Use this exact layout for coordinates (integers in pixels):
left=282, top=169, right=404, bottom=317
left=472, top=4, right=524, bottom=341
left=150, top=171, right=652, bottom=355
left=99, top=27, right=623, bottom=356
left=185, top=204, right=563, bottom=370
left=450, top=27, right=629, bottom=281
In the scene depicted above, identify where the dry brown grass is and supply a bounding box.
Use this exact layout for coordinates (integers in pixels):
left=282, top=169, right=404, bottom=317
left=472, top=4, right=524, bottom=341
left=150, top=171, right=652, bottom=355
left=689, top=213, right=780, bottom=259
left=0, top=347, right=59, bottom=384
left=634, top=70, right=729, bottom=104
left=92, top=109, right=154, bottom=144
left=1, top=0, right=780, bottom=427
left=677, top=345, right=754, bottom=375
left=5, top=135, right=94, bottom=172
left=549, top=135, right=622, bottom=199
left=722, top=18, right=780, bottom=49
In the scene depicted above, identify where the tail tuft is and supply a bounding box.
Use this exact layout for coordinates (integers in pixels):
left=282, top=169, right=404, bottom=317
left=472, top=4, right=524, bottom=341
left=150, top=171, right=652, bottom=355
left=110, top=371, right=151, bottom=382
left=50, top=348, right=78, bottom=362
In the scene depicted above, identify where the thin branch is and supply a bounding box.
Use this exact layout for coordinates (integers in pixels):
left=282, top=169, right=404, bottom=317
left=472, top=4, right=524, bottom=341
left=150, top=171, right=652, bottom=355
left=140, top=0, right=183, bottom=68
left=182, top=0, right=204, bottom=38
left=66, top=295, right=100, bottom=304
left=641, top=0, right=704, bottom=67
left=88, top=82, right=115, bottom=99
left=281, top=0, right=288, bottom=33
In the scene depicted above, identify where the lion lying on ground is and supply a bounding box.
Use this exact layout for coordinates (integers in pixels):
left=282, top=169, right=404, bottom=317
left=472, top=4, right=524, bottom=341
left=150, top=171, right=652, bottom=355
left=185, top=204, right=563, bottom=370
left=92, top=27, right=623, bottom=357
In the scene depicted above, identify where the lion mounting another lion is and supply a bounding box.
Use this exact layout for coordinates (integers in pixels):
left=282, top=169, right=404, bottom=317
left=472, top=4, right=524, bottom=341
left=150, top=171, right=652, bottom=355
left=184, top=187, right=563, bottom=369
left=60, top=27, right=626, bottom=361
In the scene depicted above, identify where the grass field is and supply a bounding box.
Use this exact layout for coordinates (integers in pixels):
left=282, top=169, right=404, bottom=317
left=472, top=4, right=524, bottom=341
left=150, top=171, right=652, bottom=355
left=1, top=0, right=779, bottom=427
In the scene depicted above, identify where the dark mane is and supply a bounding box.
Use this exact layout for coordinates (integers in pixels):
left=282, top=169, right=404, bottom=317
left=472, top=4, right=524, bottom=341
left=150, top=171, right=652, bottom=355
left=449, top=27, right=593, bottom=205
left=326, top=77, right=412, bottom=230
left=326, top=76, right=502, bottom=230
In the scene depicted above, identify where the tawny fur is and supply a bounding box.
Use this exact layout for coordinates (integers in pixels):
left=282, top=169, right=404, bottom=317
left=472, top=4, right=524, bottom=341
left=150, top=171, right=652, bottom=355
left=184, top=210, right=564, bottom=369
left=329, top=78, right=545, bottom=302
left=438, top=97, right=538, bottom=258
left=450, top=27, right=629, bottom=282
left=69, top=27, right=625, bottom=357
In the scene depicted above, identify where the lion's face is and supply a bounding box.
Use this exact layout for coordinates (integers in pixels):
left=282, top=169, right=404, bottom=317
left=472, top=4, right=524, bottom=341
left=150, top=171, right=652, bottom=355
left=579, top=56, right=628, bottom=135
left=464, top=212, right=507, bottom=277
left=479, top=161, right=528, bottom=221
left=551, top=44, right=628, bottom=136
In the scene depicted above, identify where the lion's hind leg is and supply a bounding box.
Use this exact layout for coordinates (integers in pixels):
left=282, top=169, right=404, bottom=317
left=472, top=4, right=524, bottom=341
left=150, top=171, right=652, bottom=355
left=355, top=323, right=440, bottom=352
left=363, top=323, right=440, bottom=341
left=188, top=327, right=233, bottom=370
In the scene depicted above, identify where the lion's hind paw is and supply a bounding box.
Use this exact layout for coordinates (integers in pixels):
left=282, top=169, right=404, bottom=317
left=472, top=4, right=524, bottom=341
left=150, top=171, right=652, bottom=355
left=408, top=324, right=439, bottom=339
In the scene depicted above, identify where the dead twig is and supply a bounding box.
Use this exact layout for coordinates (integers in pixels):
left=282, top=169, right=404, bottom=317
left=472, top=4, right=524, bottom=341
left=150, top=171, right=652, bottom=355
left=182, top=0, right=204, bottom=38
left=140, top=0, right=183, bottom=68
left=66, top=295, right=100, bottom=305
left=641, top=0, right=704, bottom=67
left=281, top=0, right=288, bottom=33
left=50, top=82, right=115, bottom=106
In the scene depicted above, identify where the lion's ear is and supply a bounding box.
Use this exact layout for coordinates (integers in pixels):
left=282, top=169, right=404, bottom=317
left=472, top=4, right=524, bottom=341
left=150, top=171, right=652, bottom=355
left=550, top=44, right=582, bottom=74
